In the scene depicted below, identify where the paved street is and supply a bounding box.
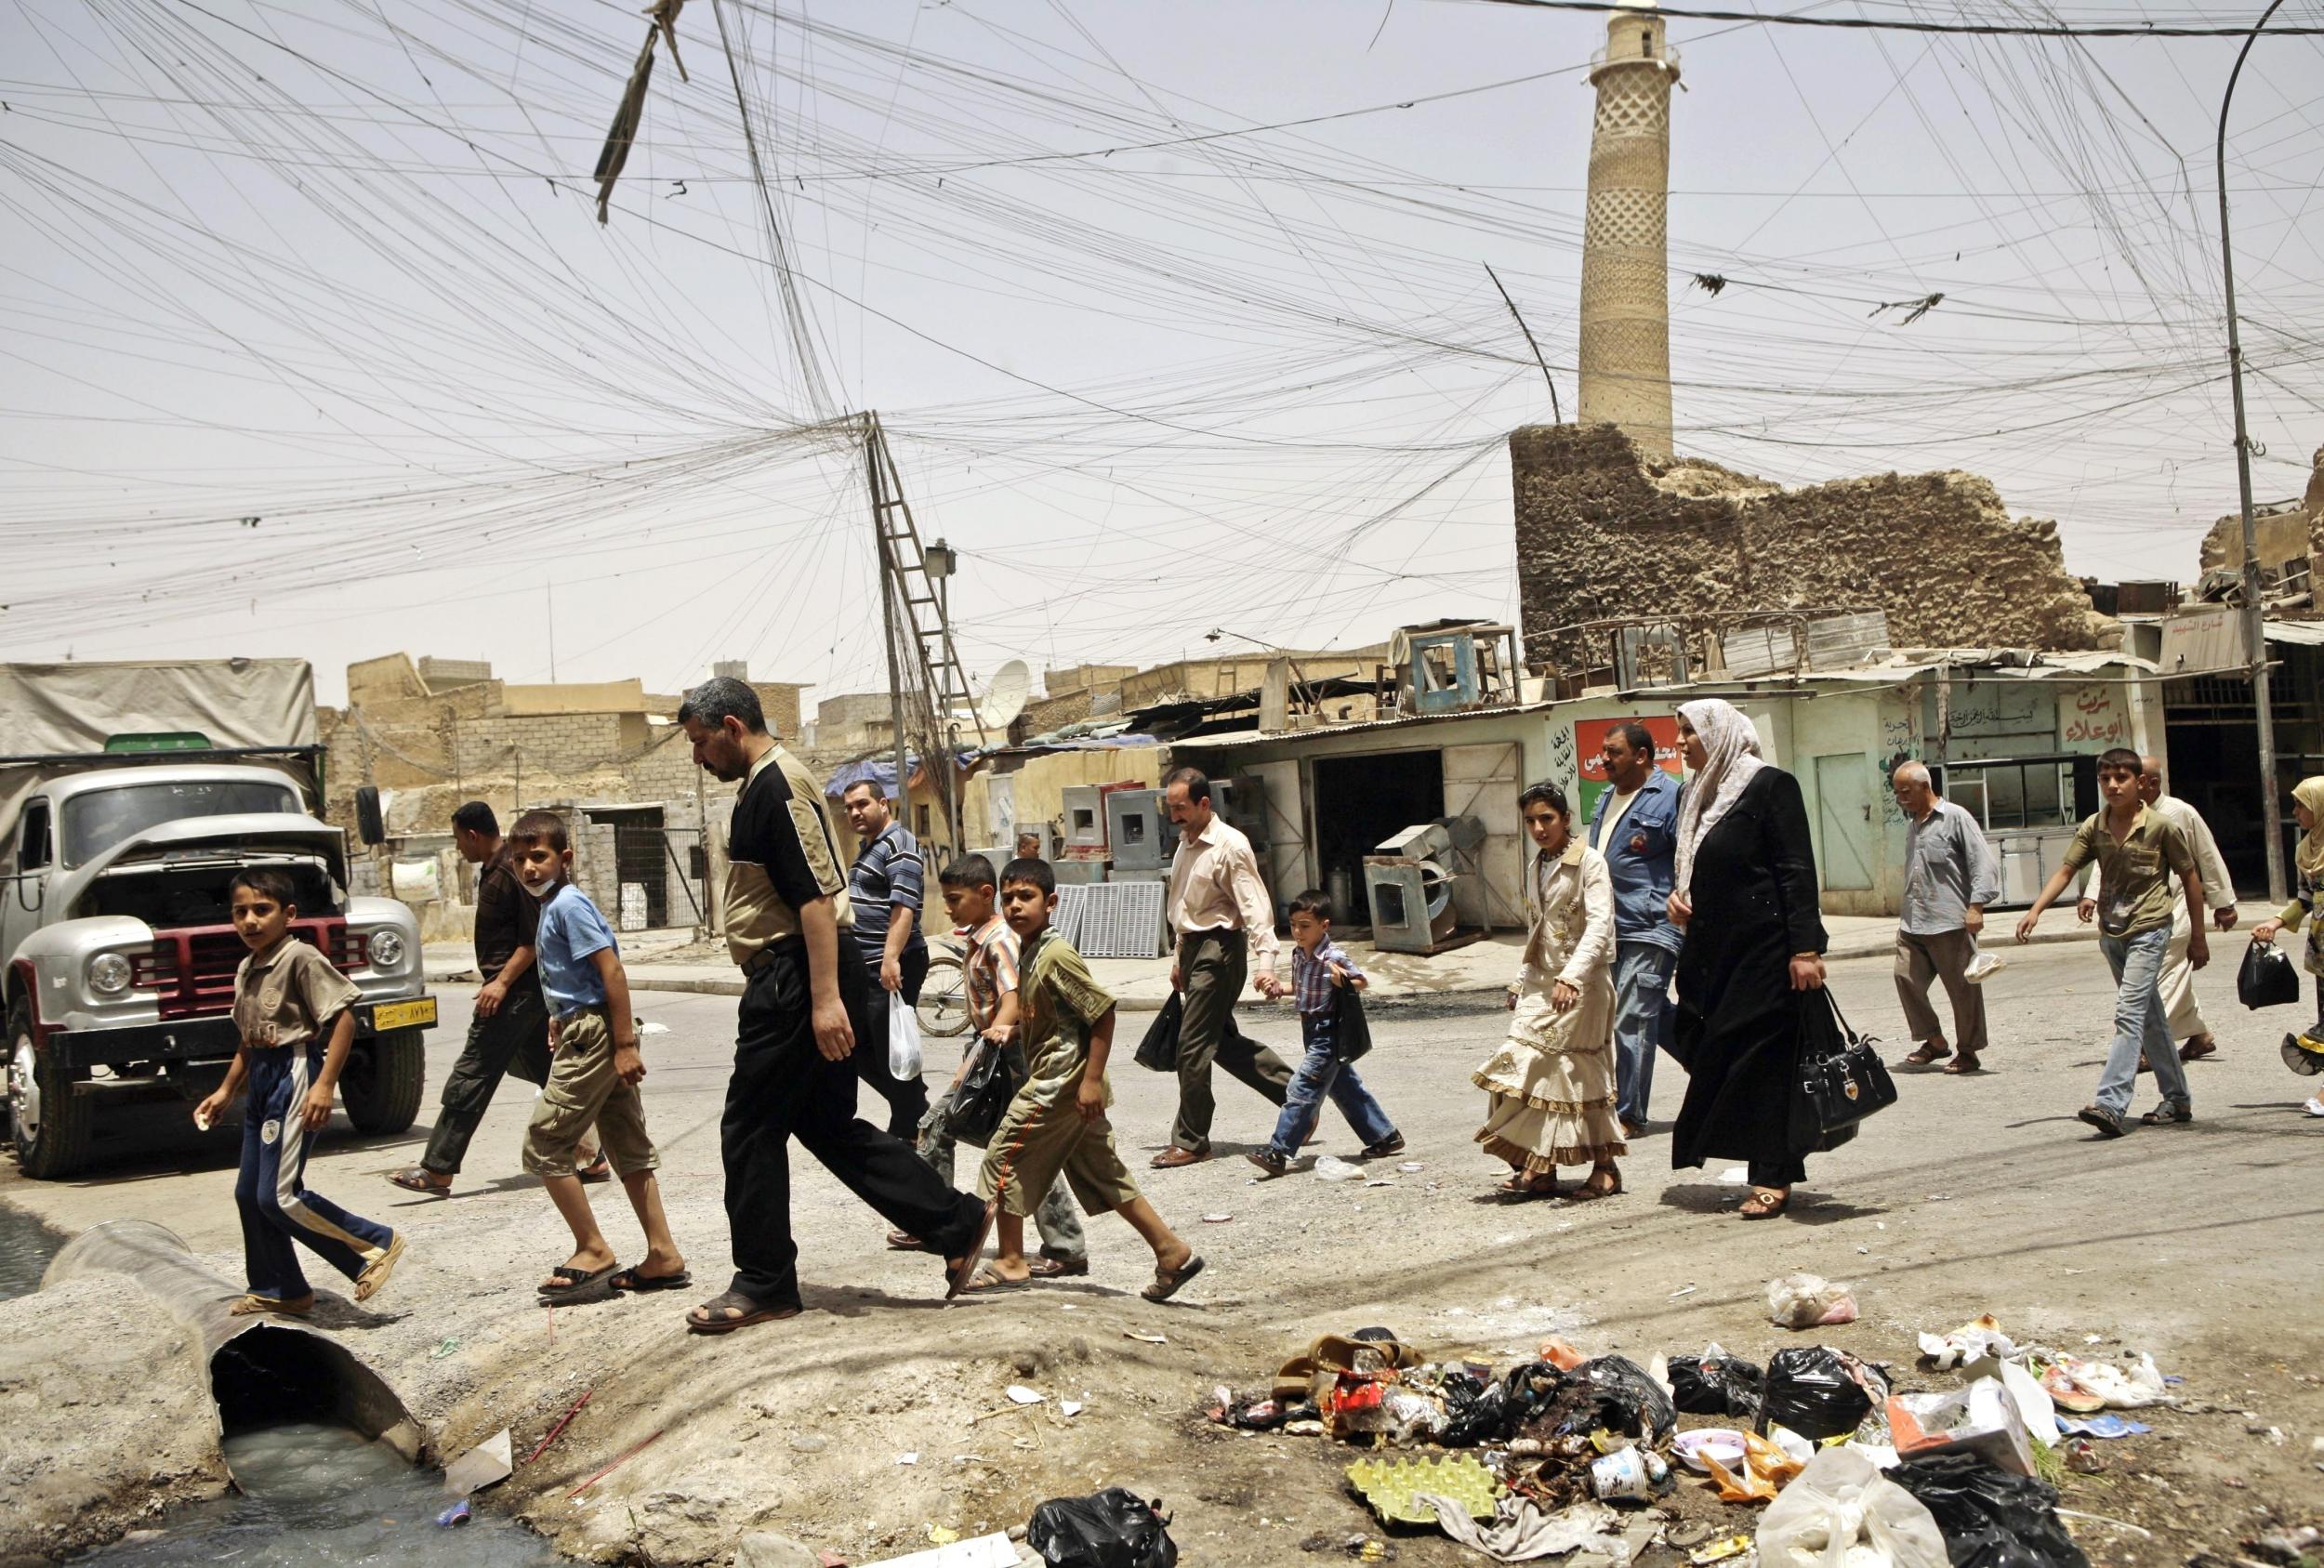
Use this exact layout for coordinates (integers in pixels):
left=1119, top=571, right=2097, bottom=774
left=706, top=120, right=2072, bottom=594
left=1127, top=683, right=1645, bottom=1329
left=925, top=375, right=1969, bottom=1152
left=5, top=939, right=2318, bottom=1564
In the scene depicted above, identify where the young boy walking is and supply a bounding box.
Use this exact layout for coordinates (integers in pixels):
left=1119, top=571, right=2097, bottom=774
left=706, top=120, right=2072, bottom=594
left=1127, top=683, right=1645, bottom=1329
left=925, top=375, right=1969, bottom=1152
left=888, top=855, right=1089, bottom=1276
left=963, top=858, right=1203, bottom=1300
left=2015, top=747, right=2210, bottom=1138
left=1246, top=891, right=1404, bottom=1177
left=509, top=810, right=688, bottom=1300
left=194, top=869, right=404, bottom=1316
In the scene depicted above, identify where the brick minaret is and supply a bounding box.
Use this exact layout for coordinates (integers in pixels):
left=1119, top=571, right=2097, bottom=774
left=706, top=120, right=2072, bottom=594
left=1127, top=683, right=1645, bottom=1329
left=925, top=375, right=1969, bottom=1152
left=1577, top=1, right=1679, bottom=457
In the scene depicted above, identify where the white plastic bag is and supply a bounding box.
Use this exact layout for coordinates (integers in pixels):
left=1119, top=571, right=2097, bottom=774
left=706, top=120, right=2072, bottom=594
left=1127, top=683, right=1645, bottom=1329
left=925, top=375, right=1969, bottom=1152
left=1759, top=1447, right=1948, bottom=1568
left=1768, top=1272, right=1860, bottom=1329
left=889, top=997, right=922, bottom=1080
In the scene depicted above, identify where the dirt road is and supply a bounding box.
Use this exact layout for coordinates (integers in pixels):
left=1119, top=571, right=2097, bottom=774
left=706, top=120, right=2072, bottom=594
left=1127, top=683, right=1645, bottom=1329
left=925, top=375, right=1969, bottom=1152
left=2, top=942, right=2317, bottom=1564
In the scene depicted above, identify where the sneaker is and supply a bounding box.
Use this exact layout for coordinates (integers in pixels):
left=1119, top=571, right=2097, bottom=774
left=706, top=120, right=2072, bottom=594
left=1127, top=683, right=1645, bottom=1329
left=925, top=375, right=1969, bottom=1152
left=1361, top=1133, right=1406, bottom=1160
left=2139, top=1099, right=2193, bottom=1126
left=1244, top=1149, right=1291, bottom=1179
left=2076, top=1104, right=2126, bottom=1139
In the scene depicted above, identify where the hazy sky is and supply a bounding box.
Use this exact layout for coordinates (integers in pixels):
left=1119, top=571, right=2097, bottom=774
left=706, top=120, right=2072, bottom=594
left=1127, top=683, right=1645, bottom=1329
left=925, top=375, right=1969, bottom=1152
left=3, top=0, right=2318, bottom=706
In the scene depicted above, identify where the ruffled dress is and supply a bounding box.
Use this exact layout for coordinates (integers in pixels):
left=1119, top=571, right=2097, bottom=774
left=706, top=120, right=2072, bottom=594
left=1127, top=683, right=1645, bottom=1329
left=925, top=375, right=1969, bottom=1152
left=1472, top=841, right=1626, bottom=1173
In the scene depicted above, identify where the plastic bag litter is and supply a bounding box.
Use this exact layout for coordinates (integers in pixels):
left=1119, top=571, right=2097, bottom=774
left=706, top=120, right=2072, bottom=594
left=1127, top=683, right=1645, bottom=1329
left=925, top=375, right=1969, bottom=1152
left=1703, top=1430, right=1811, bottom=1504
left=1669, top=1345, right=1767, bottom=1417
left=1758, top=1447, right=1948, bottom=1568
left=1574, top=1355, right=1679, bottom=1444
left=1761, top=1348, right=1891, bottom=1443
left=1313, top=1154, right=1365, bottom=1182
left=1915, top=1316, right=2018, bottom=1371
left=1024, top=1487, right=1179, bottom=1568
left=1769, top=1274, right=1860, bottom=1330
left=2039, top=1353, right=2168, bottom=1412
left=1885, top=1454, right=2090, bottom=1568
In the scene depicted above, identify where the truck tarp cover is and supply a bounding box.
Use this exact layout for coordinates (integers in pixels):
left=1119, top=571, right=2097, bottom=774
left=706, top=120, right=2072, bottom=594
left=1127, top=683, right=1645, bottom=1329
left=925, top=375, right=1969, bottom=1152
left=0, top=659, right=319, bottom=837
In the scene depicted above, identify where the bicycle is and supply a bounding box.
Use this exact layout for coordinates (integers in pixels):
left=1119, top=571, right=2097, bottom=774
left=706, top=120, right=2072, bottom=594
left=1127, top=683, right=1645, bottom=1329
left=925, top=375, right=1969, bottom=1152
left=914, top=936, right=971, bottom=1039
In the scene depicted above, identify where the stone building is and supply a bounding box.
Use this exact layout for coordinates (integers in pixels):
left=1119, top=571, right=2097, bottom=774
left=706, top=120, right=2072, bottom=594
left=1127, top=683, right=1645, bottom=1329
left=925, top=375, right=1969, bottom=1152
left=1510, top=424, right=2103, bottom=672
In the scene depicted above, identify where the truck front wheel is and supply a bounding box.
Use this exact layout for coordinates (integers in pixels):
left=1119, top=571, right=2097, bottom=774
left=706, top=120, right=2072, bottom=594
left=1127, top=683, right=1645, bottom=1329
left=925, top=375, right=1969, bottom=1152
left=341, top=1027, right=426, bottom=1136
left=8, top=998, right=95, bottom=1179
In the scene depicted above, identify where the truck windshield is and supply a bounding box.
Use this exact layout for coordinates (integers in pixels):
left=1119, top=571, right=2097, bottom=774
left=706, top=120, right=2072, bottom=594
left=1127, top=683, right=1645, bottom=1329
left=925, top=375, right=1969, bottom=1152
left=61, top=781, right=300, bottom=866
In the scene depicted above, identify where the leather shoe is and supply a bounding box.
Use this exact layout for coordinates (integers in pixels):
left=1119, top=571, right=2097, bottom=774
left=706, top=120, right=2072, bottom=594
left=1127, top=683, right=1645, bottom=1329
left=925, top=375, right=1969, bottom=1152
left=1149, top=1146, right=1209, bottom=1168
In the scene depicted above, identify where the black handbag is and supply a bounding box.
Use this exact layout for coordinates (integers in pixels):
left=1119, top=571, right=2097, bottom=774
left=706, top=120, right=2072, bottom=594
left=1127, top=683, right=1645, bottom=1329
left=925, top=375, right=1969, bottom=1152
left=1135, top=992, right=1183, bottom=1073
left=1330, top=981, right=1374, bottom=1062
left=2238, top=937, right=2302, bottom=1009
left=1788, top=989, right=1897, bottom=1156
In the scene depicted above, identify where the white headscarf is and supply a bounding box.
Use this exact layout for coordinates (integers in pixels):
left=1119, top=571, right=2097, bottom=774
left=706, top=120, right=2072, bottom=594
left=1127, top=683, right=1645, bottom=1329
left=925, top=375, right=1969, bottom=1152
left=1673, top=697, right=1766, bottom=896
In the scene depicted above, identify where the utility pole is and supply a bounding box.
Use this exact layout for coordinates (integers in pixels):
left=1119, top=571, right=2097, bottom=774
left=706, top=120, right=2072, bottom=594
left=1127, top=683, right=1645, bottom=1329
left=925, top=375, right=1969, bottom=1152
left=867, top=414, right=913, bottom=840
left=2221, top=0, right=2290, bottom=903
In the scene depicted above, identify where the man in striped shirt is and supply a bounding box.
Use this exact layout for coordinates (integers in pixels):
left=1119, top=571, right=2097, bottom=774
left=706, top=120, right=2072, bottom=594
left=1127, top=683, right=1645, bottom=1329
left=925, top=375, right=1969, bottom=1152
left=842, top=780, right=931, bottom=1140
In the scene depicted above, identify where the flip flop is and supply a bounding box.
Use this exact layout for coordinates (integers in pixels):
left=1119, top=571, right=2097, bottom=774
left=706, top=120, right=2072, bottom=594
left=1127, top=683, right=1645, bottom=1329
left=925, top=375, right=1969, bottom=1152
left=961, top=1266, right=1035, bottom=1293
left=1141, top=1254, right=1205, bottom=1302
left=387, top=1167, right=452, bottom=1196
left=686, top=1288, right=801, bottom=1335
left=1898, top=1045, right=1952, bottom=1069
left=945, top=1199, right=1000, bottom=1301
left=230, top=1292, right=315, bottom=1317
left=536, top=1261, right=617, bottom=1301
left=608, top=1266, right=693, bottom=1293
left=354, top=1232, right=406, bottom=1302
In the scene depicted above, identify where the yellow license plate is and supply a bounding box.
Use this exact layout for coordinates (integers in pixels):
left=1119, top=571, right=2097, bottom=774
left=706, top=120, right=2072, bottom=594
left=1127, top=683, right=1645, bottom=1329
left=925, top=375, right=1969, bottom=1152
left=372, top=997, right=438, bottom=1031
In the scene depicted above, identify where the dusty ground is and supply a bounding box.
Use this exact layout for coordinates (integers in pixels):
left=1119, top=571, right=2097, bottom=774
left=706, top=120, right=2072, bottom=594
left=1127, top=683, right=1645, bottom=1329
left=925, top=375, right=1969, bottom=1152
left=2, top=942, right=2319, bottom=1565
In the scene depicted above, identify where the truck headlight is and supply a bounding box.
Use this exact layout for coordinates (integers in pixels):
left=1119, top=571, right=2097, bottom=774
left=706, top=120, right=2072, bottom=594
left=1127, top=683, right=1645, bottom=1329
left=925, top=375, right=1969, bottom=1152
left=87, top=952, right=134, bottom=995
left=366, top=929, right=406, bottom=968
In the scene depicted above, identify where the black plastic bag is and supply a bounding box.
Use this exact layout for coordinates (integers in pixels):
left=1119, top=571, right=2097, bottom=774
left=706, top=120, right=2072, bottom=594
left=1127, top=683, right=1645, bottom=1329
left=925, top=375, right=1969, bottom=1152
left=1887, top=1454, right=2090, bottom=1568
left=1666, top=1349, right=1765, bottom=1417
left=1573, top=1355, right=1678, bottom=1443
left=1026, top=1487, right=1180, bottom=1568
left=2238, top=938, right=2302, bottom=1009
left=1757, top=1346, right=1889, bottom=1441
left=1440, top=1360, right=1570, bottom=1446
left=944, top=1038, right=1025, bottom=1146
left=1134, top=994, right=1182, bottom=1073
left=1331, top=981, right=1374, bottom=1062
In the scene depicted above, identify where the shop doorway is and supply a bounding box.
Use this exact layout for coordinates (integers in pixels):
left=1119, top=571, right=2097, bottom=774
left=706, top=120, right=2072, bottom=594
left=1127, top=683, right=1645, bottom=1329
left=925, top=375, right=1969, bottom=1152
left=1312, top=750, right=1445, bottom=933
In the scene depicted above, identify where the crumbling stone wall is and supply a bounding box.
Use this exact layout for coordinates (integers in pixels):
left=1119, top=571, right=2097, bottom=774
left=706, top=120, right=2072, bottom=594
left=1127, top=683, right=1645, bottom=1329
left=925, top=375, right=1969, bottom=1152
left=2199, top=444, right=2324, bottom=582
left=1511, top=424, right=2101, bottom=670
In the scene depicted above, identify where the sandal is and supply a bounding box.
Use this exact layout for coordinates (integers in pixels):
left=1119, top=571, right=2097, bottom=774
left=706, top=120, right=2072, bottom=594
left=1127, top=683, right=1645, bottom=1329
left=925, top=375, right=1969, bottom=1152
left=886, top=1229, right=931, bottom=1252
left=1942, top=1053, right=1983, bottom=1075
left=1025, top=1255, right=1089, bottom=1279
left=230, top=1292, right=315, bottom=1316
left=1141, top=1254, right=1206, bottom=1302
left=2177, top=1037, right=2217, bottom=1062
left=608, top=1265, right=693, bottom=1293
left=354, top=1232, right=406, bottom=1302
left=944, top=1199, right=1000, bottom=1300
left=1493, top=1173, right=1561, bottom=1203
left=575, top=1151, right=614, bottom=1184
left=961, top=1266, right=1035, bottom=1293
left=1899, top=1043, right=1952, bottom=1068
left=686, top=1288, right=800, bottom=1334
left=537, top=1261, right=617, bottom=1301
left=387, top=1166, right=452, bottom=1196
left=1738, top=1188, right=1790, bottom=1220
left=1567, top=1168, right=1623, bottom=1202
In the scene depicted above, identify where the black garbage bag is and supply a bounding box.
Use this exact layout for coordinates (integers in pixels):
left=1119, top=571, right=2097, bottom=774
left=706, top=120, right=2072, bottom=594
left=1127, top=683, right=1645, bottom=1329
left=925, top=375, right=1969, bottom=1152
left=1757, top=1347, right=1889, bottom=1442
left=1439, top=1361, right=1569, bottom=1446
left=1026, top=1488, right=1180, bottom=1568
left=1887, top=1454, right=2090, bottom=1568
left=1666, top=1348, right=1765, bottom=1417
left=1574, top=1355, right=1678, bottom=1443
left=2238, top=938, right=2302, bottom=1009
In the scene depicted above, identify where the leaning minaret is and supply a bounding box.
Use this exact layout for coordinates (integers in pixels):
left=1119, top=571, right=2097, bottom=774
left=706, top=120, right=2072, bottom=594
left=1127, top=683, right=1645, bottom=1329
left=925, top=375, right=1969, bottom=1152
left=1577, top=0, right=1679, bottom=457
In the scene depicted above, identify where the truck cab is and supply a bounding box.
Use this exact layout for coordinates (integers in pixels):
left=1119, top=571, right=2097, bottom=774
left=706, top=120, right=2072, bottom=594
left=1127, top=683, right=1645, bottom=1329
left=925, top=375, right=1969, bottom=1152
left=5, top=760, right=436, bottom=1178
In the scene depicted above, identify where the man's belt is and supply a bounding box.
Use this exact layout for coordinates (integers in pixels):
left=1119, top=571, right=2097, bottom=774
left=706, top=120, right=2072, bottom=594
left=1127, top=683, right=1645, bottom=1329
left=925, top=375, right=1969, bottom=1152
left=1177, top=927, right=1248, bottom=949
left=742, top=937, right=803, bottom=977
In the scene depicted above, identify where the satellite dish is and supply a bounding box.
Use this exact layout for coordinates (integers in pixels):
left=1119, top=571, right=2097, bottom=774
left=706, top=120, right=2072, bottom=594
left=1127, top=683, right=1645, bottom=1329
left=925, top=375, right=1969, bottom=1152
left=979, top=659, right=1031, bottom=730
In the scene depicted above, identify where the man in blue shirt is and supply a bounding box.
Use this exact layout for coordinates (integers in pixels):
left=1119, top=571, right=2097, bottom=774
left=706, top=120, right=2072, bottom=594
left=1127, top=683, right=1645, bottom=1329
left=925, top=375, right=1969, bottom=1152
left=1586, top=723, right=1683, bottom=1138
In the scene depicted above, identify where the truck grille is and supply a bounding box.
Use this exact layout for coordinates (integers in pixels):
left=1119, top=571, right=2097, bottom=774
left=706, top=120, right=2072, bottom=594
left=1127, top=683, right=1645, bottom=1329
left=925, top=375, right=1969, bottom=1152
left=130, top=920, right=365, bottom=1021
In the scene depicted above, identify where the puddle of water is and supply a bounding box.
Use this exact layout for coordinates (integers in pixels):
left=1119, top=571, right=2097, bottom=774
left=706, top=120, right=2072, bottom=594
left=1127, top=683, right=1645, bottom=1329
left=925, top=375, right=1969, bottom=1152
left=0, top=1198, right=67, bottom=1301
left=81, top=1422, right=560, bottom=1566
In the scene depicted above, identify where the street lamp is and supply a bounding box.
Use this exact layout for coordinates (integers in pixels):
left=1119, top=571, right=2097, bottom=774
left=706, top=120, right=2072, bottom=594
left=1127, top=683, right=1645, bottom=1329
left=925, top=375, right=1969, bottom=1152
left=2221, top=0, right=2290, bottom=902
left=925, top=537, right=957, bottom=625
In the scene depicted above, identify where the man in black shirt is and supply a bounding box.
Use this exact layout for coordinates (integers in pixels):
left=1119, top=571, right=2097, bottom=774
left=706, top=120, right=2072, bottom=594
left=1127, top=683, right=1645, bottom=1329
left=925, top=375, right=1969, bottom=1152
left=676, top=679, right=988, bottom=1332
left=390, top=801, right=604, bottom=1194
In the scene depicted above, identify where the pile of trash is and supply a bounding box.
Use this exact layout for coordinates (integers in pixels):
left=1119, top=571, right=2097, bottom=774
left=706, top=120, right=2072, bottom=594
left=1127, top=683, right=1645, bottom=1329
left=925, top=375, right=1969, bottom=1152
left=1205, top=1317, right=2152, bottom=1568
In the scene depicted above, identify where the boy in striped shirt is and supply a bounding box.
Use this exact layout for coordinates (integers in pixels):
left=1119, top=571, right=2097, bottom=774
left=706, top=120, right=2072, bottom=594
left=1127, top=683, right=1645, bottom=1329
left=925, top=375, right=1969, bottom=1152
left=1246, top=890, right=1404, bottom=1178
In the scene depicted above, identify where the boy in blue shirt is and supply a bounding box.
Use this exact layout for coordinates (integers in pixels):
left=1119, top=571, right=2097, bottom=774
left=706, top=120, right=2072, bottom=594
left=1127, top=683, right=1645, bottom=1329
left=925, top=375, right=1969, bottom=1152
left=1246, top=890, right=1401, bottom=1177
left=511, top=810, right=688, bottom=1300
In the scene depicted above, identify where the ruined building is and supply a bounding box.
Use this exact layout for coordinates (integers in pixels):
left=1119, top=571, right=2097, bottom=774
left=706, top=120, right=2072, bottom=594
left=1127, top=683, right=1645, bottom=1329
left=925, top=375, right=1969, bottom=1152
left=1511, top=424, right=2103, bottom=673
left=1578, top=1, right=1681, bottom=457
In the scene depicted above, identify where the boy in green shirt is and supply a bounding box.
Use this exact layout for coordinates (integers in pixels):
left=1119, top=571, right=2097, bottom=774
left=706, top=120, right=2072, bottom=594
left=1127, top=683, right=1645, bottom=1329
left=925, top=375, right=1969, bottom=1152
left=957, top=858, right=1203, bottom=1301
left=2015, top=747, right=2208, bottom=1137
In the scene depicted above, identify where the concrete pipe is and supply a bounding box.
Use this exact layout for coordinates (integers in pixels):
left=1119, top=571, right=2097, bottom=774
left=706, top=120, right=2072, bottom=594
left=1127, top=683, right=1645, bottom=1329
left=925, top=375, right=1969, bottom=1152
left=40, top=1219, right=424, bottom=1477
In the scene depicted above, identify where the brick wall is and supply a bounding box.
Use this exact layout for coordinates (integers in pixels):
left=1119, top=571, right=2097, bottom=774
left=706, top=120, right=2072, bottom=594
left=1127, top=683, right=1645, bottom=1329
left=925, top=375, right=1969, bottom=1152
left=1510, top=424, right=2102, bottom=670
